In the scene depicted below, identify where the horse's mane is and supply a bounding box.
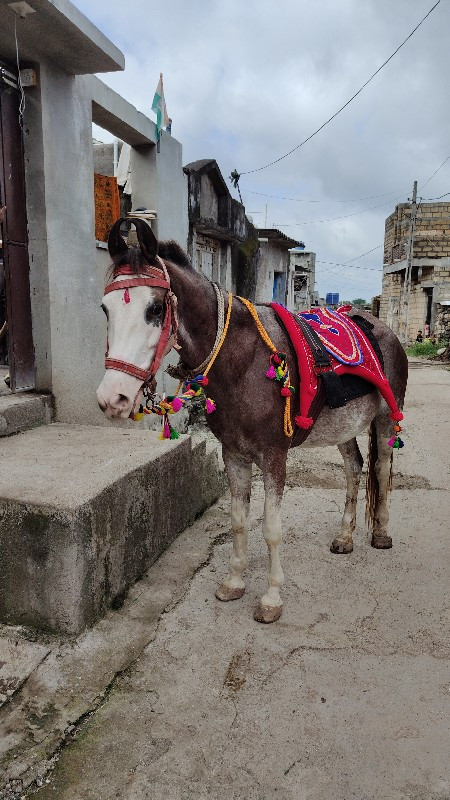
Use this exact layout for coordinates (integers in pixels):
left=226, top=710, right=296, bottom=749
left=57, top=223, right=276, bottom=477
left=108, top=239, right=191, bottom=280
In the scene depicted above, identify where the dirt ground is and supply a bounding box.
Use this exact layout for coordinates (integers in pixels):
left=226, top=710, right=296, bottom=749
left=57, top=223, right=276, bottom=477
left=19, top=363, right=450, bottom=799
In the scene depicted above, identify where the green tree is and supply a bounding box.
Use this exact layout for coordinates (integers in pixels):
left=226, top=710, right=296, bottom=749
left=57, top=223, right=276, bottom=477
left=351, top=298, right=367, bottom=307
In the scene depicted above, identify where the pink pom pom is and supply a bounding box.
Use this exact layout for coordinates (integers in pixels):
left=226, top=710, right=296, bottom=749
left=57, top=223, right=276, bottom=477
left=163, top=422, right=171, bottom=439
left=387, top=436, right=396, bottom=447
left=266, top=365, right=276, bottom=379
left=171, top=397, right=183, bottom=412
left=205, top=398, right=216, bottom=414
left=295, top=415, right=314, bottom=429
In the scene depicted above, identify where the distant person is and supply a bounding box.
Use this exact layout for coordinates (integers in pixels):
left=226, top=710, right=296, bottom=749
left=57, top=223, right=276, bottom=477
left=416, top=330, right=423, bottom=343
left=424, top=323, right=430, bottom=338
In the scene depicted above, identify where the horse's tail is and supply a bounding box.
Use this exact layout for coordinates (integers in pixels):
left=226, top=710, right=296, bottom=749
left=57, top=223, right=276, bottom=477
left=365, top=419, right=393, bottom=530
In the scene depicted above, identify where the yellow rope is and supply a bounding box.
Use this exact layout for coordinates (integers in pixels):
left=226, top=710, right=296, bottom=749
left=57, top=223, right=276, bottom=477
left=238, top=296, right=278, bottom=351
left=203, top=292, right=233, bottom=377
left=238, top=297, right=293, bottom=438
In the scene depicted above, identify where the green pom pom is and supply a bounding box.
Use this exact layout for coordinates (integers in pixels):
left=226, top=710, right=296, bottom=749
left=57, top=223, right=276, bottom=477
left=190, top=382, right=200, bottom=392
left=170, top=429, right=180, bottom=440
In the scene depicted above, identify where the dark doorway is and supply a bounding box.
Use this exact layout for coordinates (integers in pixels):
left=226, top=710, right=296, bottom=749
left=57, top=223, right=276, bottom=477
left=0, top=61, right=35, bottom=391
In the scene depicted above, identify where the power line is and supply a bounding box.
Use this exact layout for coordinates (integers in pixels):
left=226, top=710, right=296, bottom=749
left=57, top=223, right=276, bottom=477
left=316, top=260, right=382, bottom=272
left=243, top=187, right=407, bottom=204
left=419, top=155, right=450, bottom=191
left=422, top=190, right=450, bottom=200
left=236, top=1, right=440, bottom=177
left=272, top=197, right=400, bottom=226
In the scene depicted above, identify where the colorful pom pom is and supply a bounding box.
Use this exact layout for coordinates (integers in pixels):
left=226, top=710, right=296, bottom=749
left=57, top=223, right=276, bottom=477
left=205, top=397, right=216, bottom=414
left=171, top=397, right=183, bottom=412
left=266, top=365, right=276, bottom=379
left=390, top=411, right=404, bottom=422
left=281, top=387, right=291, bottom=397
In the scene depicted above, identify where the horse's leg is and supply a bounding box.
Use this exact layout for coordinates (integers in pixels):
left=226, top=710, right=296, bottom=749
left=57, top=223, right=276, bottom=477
left=370, top=415, right=394, bottom=549
left=330, top=438, right=363, bottom=554
left=254, top=452, right=287, bottom=624
left=215, top=448, right=252, bottom=602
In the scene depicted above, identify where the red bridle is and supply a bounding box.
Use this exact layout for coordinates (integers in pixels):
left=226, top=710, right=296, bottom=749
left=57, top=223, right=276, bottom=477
left=103, top=256, right=178, bottom=387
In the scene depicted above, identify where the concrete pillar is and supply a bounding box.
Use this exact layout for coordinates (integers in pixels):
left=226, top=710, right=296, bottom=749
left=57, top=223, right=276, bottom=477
left=29, top=62, right=106, bottom=424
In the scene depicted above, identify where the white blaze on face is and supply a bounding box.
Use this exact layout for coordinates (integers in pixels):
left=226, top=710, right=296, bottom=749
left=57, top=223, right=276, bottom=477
left=96, top=282, right=165, bottom=419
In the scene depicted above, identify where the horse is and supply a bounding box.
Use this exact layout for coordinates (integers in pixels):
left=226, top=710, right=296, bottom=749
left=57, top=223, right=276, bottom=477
left=97, top=219, right=408, bottom=624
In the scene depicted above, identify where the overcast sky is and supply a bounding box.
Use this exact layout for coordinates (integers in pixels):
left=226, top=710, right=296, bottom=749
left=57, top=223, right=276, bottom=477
left=74, top=0, right=449, bottom=301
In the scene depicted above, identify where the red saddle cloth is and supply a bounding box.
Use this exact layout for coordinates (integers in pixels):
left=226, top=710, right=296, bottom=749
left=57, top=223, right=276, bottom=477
left=270, top=304, right=403, bottom=432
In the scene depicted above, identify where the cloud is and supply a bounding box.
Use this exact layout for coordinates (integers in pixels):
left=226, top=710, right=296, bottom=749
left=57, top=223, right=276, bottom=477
left=81, top=0, right=450, bottom=300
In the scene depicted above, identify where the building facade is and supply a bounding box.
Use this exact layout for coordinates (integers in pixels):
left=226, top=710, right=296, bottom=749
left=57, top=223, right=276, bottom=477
left=0, top=0, right=187, bottom=422
left=379, top=201, right=450, bottom=342
left=289, top=247, right=317, bottom=310
left=183, top=159, right=252, bottom=293
left=255, top=229, right=303, bottom=308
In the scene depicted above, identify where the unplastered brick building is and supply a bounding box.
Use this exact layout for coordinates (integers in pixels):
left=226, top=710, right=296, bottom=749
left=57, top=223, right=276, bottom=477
left=379, top=201, right=450, bottom=342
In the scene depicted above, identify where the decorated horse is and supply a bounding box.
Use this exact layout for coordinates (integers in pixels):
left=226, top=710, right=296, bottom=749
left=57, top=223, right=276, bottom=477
left=97, top=219, right=408, bottom=624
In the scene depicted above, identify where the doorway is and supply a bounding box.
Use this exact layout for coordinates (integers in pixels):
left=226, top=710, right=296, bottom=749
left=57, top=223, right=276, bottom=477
left=0, top=61, right=35, bottom=391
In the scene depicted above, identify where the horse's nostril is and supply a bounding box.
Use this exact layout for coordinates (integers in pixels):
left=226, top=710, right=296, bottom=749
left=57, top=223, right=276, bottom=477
left=117, top=394, right=128, bottom=407
left=98, top=399, right=107, bottom=411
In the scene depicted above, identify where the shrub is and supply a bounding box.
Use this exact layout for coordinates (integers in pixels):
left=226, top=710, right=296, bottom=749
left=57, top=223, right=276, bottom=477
left=406, top=340, right=445, bottom=357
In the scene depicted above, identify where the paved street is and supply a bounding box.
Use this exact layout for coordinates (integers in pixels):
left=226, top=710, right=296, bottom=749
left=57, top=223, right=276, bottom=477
left=26, top=363, right=450, bottom=799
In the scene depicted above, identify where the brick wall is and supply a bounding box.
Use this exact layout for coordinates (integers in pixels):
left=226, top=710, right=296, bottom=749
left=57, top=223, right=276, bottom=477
left=384, top=202, right=450, bottom=266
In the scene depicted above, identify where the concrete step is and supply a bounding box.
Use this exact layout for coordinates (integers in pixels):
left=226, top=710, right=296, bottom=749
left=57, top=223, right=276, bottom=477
left=0, top=424, right=226, bottom=634
left=0, top=393, right=53, bottom=437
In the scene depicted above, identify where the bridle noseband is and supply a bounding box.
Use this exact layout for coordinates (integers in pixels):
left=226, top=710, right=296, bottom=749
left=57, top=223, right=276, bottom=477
left=103, top=256, right=178, bottom=389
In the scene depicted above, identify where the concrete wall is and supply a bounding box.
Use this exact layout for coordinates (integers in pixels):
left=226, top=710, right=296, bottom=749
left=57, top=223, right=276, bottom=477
left=154, top=132, right=188, bottom=248
left=22, top=65, right=188, bottom=424
left=255, top=240, right=289, bottom=304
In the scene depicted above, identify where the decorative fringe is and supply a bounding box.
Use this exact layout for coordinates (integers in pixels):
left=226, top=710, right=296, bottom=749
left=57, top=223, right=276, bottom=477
left=295, top=415, right=313, bottom=429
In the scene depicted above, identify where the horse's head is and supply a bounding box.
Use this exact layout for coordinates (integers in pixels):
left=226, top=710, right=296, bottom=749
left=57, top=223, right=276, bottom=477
left=96, top=219, right=176, bottom=420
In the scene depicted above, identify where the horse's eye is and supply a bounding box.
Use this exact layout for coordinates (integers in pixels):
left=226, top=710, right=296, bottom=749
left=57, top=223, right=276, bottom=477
left=145, top=302, right=163, bottom=323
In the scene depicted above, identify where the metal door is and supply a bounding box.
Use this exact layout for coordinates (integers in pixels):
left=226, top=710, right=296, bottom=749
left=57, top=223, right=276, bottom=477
left=0, top=63, right=35, bottom=390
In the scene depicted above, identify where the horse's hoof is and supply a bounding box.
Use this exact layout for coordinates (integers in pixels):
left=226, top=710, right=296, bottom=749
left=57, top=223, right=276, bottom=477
left=330, top=538, right=353, bottom=554
left=371, top=534, right=392, bottom=549
left=215, top=584, right=245, bottom=602
left=253, top=604, right=282, bottom=624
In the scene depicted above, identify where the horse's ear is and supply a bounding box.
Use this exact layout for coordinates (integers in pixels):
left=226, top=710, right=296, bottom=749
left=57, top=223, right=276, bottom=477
left=108, top=219, right=128, bottom=258
left=132, top=219, right=158, bottom=265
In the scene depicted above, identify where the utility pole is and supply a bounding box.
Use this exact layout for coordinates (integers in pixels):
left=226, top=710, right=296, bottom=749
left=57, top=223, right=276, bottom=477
left=401, top=180, right=417, bottom=343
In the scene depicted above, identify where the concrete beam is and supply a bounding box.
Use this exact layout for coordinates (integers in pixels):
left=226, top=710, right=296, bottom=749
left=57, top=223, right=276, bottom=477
left=0, top=0, right=124, bottom=74
left=89, top=76, right=156, bottom=146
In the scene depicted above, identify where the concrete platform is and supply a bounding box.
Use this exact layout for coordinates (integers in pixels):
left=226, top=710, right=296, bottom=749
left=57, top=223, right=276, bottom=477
left=0, top=394, right=53, bottom=437
left=0, top=424, right=225, bottom=634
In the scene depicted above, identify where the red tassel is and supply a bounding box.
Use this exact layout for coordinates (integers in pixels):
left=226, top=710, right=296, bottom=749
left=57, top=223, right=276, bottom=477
left=295, top=415, right=314, bottom=429
left=390, top=411, right=404, bottom=422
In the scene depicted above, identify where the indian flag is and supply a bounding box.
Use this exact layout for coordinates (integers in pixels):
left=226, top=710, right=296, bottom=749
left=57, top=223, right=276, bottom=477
left=152, top=73, right=170, bottom=140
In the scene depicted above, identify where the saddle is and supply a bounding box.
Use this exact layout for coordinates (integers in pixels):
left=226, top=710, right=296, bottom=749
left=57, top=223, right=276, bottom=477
left=270, top=304, right=402, bottom=446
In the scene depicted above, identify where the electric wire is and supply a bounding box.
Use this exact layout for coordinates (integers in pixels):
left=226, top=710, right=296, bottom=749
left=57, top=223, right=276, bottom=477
left=419, top=155, right=450, bottom=191
left=243, top=187, right=408, bottom=204
left=238, top=1, right=441, bottom=176
left=14, top=16, right=25, bottom=129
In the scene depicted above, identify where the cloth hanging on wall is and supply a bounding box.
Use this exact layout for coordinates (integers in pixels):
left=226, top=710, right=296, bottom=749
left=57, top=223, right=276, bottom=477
left=94, top=173, right=120, bottom=243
